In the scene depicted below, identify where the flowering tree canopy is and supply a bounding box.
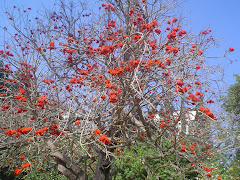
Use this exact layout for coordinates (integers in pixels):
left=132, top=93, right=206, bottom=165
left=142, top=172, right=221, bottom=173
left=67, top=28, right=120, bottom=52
left=0, top=0, right=234, bottom=179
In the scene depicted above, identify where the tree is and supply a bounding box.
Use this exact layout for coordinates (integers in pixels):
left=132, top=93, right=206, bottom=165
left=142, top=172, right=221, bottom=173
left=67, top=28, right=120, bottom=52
left=223, top=74, right=240, bottom=117
left=222, top=74, right=240, bottom=160
left=0, top=0, right=234, bottom=179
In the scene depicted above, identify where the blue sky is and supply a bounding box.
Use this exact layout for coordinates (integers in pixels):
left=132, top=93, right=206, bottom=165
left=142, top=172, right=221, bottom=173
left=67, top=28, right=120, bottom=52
left=183, top=0, right=240, bottom=85
left=1, top=0, right=239, bottom=86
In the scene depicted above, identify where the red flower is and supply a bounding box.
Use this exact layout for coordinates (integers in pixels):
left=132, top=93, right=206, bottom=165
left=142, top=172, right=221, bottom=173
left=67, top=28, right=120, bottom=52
left=115, top=150, right=121, bottom=155
left=22, top=162, right=31, bottom=168
left=189, top=145, right=194, bottom=151
left=136, top=16, right=143, bottom=22
left=195, top=81, right=201, bottom=86
left=175, top=80, right=183, bottom=87
left=196, top=65, right=201, bottom=69
left=165, top=58, right=172, bottom=66
left=18, top=88, right=26, bottom=94
left=144, top=64, right=150, bottom=69
left=181, top=146, right=186, bottom=152
left=229, top=47, right=234, bottom=52
left=206, top=173, right=211, bottom=177
left=94, top=129, right=101, bottom=135
left=99, top=134, right=110, bottom=144
left=18, top=127, right=32, bottom=135
left=197, top=50, right=203, bottom=55
left=207, top=99, right=214, bottom=103
left=154, top=28, right=161, bottom=34
left=178, top=29, right=186, bottom=36
left=14, top=168, right=21, bottom=176
left=172, top=17, right=178, bottom=23
left=150, top=20, right=158, bottom=27
left=5, top=129, right=16, bottom=136
left=129, top=9, right=134, bottom=16
left=35, top=96, right=48, bottom=109
left=75, top=120, right=80, bottom=125
left=91, top=97, right=97, bottom=102
left=101, top=95, right=106, bottom=100
left=19, top=156, right=25, bottom=160
left=49, top=41, right=55, bottom=50
left=167, top=31, right=176, bottom=40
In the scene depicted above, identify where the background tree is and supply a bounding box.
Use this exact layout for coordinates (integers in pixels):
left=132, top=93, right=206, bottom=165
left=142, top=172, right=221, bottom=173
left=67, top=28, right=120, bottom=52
left=0, top=0, right=234, bottom=179
left=221, top=74, right=240, bottom=160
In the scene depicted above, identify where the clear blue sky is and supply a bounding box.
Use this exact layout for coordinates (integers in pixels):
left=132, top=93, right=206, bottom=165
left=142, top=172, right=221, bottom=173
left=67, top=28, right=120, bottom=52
left=183, top=0, right=240, bottom=86
left=1, top=0, right=239, bottom=86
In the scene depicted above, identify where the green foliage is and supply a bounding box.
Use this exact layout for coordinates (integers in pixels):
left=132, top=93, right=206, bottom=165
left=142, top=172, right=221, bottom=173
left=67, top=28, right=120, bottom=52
left=223, top=74, right=240, bottom=116
left=0, top=60, right=6, bottom=90
left=22, top=168, right=68, bottom=180
left=202, top=154, right=240, bottom=180
left=111, top=140, right=200, bottom=180
left=0, top=158, right=67, bottom=180
left=222, top=74, right=240, bottom=161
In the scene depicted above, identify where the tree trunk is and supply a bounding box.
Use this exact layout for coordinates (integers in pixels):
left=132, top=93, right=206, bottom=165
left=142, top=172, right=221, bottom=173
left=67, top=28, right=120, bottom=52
left=94, top=151, right=111, bottom=180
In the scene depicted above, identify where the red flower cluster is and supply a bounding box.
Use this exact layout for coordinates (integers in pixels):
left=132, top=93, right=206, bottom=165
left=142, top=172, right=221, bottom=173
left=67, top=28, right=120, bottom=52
left=181, top=146, right=186, bottom=152
left=108, top=88, right=121, bottom=103
left=195, top=81, right=202, bottom=86
left=189, top=145, right=194, bottom=151
left=154, top=28, right=161, bottom=34
left=101, top=3, right=115, bottom=11
left=129, top=9, right=134, bottom=16
left=99, top=134, right=111, bottom=144
left=18, top=88, right=26, bottom=94
left=75, top=120, right=80, bottom=125
left=178, top=29, right=187, bottom=36
left=204, top=166, right=213, bottom=172
left=19, top=156, right=25, bottom=160
left=199, top=107, right=217, bottom=120
left=14, top=94, right=26, bottom=102
left=207, top=99, right=214, bottom=103
left=196, top=91, right=203, bottom=96
left=17, top=127, right=32, bottom=135
left=1, top=63, right=13, bottom=73
left=100, top=45, right=116, bottom=55
left=43, top=79, right=54, bottom=84
left=188, top=94, right=200, bottom=102
left=35, top=127, right=48, bottom=136
left=133, top=34, right=141, bottom=42
left=229, top=47, right=234, bottom=52
left=165, top=45, right=179, bottom=54
left=129, top=59, right=140, bottom=68
left=69, top=77, right=83, bottom=84
left=49, top=41, right=54, bottom=50
left=108, top=67, right=123, bottom=76
left=22, top=162, right=31, bottom=168
left=93, top=129, right=110, bottom=144
left=106, top=80, right=115, bottom=89
left=5, top=129, right=17, bottom=136
left=6, top=127, right=32, bottom=137
left=167, top=31, right=177, bottom=40
left=14, top=168, right=21, bottom=176
left=35, top=124, right=62, bottom=136
left=50, top=124, right=62, bottom=135
left=1, top=104, right=10, bottom=111
left=197, top=50, right=203, bottom=55
left=35, top=96, right=48, bottom=109
left=94, top=129, right=101, bottom=135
